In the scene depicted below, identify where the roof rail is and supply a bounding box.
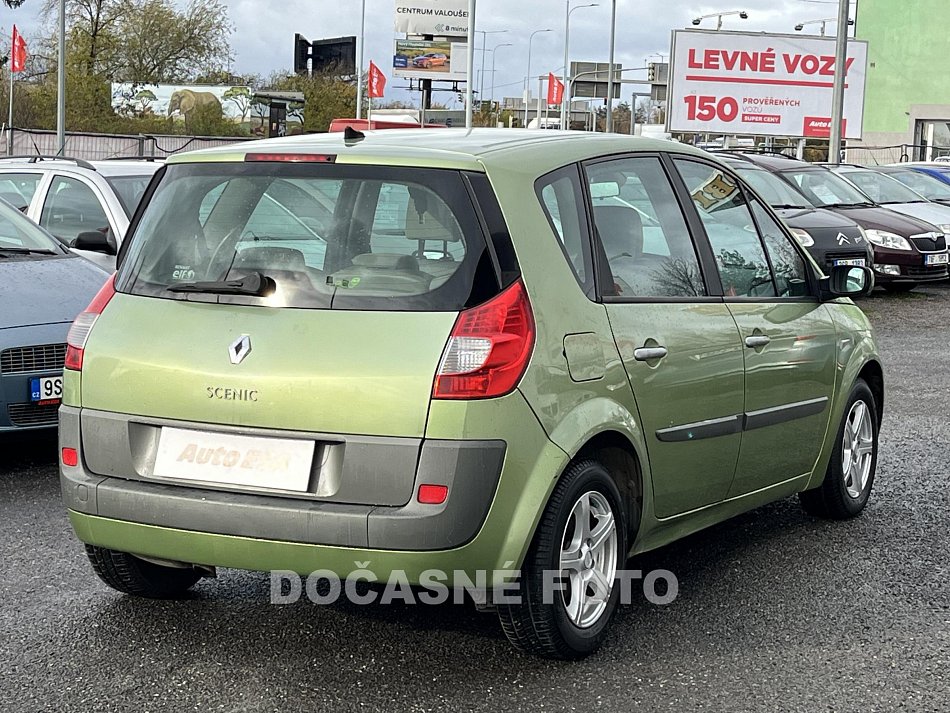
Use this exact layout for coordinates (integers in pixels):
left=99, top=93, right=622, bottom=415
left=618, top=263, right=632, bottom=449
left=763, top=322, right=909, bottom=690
left=0, top=155, right=97, bottom=170
left=98, top=156, right=166, bottom=162
left=711, top=148, right=799, bottom=159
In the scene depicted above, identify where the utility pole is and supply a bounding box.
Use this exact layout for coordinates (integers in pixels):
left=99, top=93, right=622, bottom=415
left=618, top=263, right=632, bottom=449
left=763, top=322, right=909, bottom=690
left=605, top=0, right=617, bottom=132
left=355, top=0, right=366, bottom=120
left=828, top=0, right=850, bottom=164
left=56, top=0, right=66, bottom=154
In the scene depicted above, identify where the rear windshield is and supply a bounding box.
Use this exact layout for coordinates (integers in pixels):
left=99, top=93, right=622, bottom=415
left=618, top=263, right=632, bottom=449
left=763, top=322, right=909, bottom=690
left=117, top=162, right=498, bottom=311
left=106, top=174, right=156, bottom=217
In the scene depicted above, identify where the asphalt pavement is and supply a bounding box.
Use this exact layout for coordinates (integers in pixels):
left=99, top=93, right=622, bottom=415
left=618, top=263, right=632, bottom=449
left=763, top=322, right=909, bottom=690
left=1, top=285, right=948, bottom=712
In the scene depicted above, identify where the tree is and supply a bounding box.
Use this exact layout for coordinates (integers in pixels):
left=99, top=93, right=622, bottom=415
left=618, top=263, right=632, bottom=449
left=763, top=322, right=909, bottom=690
left=222, top=85, right=251, bottom=122
left=41, top=0, right=232, bottom=82
left=120, top=0, right=233, bottom=83
left=268, top=71, right=356, bottom=133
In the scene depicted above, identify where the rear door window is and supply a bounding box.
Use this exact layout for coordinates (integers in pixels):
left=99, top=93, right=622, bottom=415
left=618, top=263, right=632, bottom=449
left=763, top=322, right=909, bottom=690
left=585, top=156, right=707, bottom=298
left=119, top=162, right=499, bottom=311
left=39, top=175, right=111, bottom=245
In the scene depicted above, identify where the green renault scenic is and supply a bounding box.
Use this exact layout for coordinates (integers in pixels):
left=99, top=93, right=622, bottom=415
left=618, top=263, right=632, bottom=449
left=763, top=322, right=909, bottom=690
left=61, top=129, right=883, bottom=659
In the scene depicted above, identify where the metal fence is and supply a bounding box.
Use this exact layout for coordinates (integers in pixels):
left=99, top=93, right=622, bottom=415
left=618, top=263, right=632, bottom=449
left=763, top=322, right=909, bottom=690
left=844, top=143, right=950, bottom=166
left=2, top=128, right=249, bottom=160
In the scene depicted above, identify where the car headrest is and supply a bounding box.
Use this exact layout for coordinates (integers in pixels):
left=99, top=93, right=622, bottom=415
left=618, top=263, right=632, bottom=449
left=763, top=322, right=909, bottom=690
left=593, top=205, right=643, bottom=259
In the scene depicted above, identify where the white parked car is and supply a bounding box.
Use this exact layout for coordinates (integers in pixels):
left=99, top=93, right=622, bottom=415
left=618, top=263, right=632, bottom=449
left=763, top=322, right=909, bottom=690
left=0, top=156, right=162, bottom=270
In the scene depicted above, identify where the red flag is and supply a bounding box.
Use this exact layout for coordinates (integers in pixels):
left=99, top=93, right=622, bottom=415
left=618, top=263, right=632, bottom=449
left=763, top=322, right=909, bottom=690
left=368, top=61, right=386, bottom=99
left=11, top=26, right=27, bottom=73
left=547, top=73, right=564, bottom=106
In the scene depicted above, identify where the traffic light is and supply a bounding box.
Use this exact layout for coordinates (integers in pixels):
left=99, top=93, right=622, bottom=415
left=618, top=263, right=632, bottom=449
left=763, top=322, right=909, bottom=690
left=647, top=63, right=657, bottom=82
left=294, top=34, right=311, bottom=75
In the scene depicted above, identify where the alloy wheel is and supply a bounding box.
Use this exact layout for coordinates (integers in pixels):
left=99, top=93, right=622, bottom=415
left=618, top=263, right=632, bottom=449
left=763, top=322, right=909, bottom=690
left=841, top=400, right=874, bottom=499
left=559, top=491, right=619, bottom=628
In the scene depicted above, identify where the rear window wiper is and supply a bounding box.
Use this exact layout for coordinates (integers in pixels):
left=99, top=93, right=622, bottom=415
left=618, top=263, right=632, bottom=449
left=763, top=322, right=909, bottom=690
left=166, top=271, right=276, bottom=296
left=0, top=247, right=58, bottom=256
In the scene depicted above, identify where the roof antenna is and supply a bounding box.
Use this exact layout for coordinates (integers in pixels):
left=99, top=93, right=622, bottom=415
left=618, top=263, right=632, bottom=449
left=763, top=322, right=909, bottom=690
left=344, top=126, right=365, bottom=146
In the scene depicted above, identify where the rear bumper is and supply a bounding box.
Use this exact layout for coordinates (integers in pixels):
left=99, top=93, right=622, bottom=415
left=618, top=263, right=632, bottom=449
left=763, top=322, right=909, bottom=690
left=60, top=405, right=505, bottom=552
left=61, top=390, right=569, bottom=584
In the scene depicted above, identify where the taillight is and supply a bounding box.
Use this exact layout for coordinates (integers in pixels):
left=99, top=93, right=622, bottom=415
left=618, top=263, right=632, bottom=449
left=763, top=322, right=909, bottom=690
left=433, top=279, right=535, bottom=400
left=65, top=274, right=116, bottom=371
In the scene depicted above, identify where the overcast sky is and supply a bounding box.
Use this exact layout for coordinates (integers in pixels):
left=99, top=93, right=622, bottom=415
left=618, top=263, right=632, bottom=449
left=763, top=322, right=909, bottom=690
left=2, top=0, right=848, bottom=106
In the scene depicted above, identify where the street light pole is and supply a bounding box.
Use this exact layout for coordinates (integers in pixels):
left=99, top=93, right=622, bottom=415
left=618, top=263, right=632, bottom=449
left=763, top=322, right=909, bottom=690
left=466, top=0, right=476, bottom=130
left=477, top=30, right=508, bottom=111
left=605, top=0, right=617, bottom=132
left=490, top=42, right=512, bottom=126
left=525, top=29, right=552, bottom=128
left=828, top=0, right=850, bottom=165
left=560, top=1, right=599, bottom=130
left=355, top=0, right=366, bottom=120
left=56, top=0, right=65, bottom=154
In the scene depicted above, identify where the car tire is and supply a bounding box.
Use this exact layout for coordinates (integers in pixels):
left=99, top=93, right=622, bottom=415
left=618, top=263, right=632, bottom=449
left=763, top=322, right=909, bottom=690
left=883, top=283, right=916, bottom=293
left=496, top=459, right=627, bottom=660
left=85, top=545, right=202, bottom=598
left=799, top=379, right=878, bottom=520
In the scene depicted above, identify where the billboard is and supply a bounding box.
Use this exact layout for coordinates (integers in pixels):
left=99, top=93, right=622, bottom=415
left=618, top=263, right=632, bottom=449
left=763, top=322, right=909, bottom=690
left=393, top=40, right=467, bottom=81
left=112, top=83, right=254, bottom=123
left=394, top=0, right=469, bottom=36
left=668, top=30, right=868, bottom=139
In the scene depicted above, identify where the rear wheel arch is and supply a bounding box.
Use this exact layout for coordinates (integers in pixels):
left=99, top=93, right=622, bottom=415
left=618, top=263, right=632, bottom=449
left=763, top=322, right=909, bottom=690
left=571, top=431, right=644, bottom=547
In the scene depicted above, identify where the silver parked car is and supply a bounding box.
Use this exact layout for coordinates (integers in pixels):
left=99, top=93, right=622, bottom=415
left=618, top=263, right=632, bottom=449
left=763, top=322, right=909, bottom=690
left=0, top=156, right=162, bottom=270
left=828, top=164, right=950, bottom=234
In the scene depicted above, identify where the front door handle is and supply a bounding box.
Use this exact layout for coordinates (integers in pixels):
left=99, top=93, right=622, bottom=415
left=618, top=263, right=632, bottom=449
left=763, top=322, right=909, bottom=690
left=634, top=346, right=668, bottom=362
left=745, top=335, right=771, bottom=349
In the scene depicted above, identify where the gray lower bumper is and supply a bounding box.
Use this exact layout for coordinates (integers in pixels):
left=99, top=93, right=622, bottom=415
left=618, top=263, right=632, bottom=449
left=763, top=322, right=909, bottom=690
left=60, top=407, right=506, bottom=551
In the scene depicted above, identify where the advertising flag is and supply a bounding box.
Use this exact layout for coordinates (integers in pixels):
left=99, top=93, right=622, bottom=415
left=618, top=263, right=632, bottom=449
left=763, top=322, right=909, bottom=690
left=547, top=73, right=565, bottom=106
left=368, top=61, right=387, bottom=98
left=11, top=26, right=27, bottom=73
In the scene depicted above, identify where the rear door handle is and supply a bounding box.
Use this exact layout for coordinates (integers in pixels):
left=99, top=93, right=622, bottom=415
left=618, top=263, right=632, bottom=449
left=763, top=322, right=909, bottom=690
left=633, top=346, right=668, bottom=361
left=745, top=335, right=771, bottom=349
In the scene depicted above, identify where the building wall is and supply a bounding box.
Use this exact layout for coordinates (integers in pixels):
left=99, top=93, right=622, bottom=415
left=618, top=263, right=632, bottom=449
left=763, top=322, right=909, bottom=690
left=857, top=0, right=950, bottom=147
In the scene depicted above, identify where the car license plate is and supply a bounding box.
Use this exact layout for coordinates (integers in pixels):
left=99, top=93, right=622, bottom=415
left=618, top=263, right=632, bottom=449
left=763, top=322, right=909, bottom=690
left=925, top=252, right=949, bottom=265
left=833, top=258, right=866, bottom=267
left=153, top=427, right=315, bottom=492
left=30, top=375, right=62, bottom=403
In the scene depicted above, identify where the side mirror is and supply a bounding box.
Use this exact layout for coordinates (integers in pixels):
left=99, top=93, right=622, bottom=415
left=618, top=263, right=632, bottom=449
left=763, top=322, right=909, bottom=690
left=820, top=264, right=874, bottom=300
left=74, top=231, right=117, bottom=255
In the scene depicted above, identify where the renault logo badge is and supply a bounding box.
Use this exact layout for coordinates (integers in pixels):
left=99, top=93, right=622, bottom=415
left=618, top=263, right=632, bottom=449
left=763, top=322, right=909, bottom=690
left=229, top=335, right=252, bottom=365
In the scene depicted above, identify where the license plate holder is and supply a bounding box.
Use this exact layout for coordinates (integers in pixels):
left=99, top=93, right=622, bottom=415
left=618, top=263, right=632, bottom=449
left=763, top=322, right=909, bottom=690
left=833, top=258, right=866, bottom=267
left=153, top=427, right=315, bottom=492
left=925, top=252, right=949, bottom=266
